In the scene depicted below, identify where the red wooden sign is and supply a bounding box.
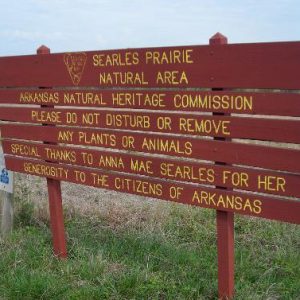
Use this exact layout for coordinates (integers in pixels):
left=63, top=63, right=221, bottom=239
left=2, top=123, right=300, bottom=173
left=5, top=156, right=300, bottom=225
left=3, top=140, right=300, bottom=198
left=1, top=33, right=299, bottom=299
left=0, top=89, right=299, bottom=116
left=0, top=107, right=300, bottom=142
left=1, top=42, right=300, bottom=89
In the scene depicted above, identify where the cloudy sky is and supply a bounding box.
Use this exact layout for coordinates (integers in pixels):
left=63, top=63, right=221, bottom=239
left=0, top=0, right=299, bottom=56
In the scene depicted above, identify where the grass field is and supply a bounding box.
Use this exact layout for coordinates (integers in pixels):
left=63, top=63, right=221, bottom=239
left=0, top=179, right=300, bottom=300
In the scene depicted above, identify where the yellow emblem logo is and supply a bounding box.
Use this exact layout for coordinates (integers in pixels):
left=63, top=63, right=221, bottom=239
left=64, top=52, right=87, bottom=85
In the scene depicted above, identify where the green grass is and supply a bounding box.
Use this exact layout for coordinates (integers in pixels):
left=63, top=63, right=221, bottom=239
left=0, top=203, right=299, bottom=299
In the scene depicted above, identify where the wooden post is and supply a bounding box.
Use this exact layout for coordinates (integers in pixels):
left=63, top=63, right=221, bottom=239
left=209, top=33, right=235, bottom=299
left=37, top=45, right=67, bottom=258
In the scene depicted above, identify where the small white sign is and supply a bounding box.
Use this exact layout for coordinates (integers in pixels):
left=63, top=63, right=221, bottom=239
left=0, top=148, right=13, bottom=193
left=0, top=165, right=13, bottom=193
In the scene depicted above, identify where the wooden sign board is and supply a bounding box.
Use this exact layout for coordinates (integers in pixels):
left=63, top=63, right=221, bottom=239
left=2, top=124, right=300, bottom=173
left=2, top=140, right=299, bottom=198
left=0, top=89, right=299, bottom=116
left=1, top=42, right=300, bottom=89
left=4, top=156, right=300, bottom=224
left=0, top=34, right=299, bottom=299
left=0, top=107, right=300, bottom=143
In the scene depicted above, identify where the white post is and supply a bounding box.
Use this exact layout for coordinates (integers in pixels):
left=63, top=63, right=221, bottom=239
left=1, top=191, right=14, bottom=237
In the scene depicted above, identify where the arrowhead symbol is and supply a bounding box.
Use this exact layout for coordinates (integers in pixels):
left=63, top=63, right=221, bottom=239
left=64, top=52, right=87, bottom=85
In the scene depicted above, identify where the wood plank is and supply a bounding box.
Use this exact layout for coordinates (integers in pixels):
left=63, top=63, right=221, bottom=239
left=3, top=140, right=300, bottom=198
left=1, top=124, right=300, bottom=173
left=36, top=44, right=68, bottom=259
left=1, top=42, right=300, bottom=89
left=5, top=156, right=300, bottom=224
left=1, top=107, right=300, bottom=143
left=1, top=89, right=299, bottom=116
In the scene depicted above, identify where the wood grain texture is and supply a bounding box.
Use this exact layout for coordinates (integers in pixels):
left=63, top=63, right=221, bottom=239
left=1, top=42, right=300, bottom=89
left=0, top=89, right=299, bottom=116
left=1, top=123, right=300, bottom=173
left=3, top=140, right=300, bottom=198
left=5, top=156, right=300, bottom=224
left=0, top=107, right=300, bottom=143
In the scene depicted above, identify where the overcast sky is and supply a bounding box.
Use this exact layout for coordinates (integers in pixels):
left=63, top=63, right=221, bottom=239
left=0, top=0, right=299, bottom=56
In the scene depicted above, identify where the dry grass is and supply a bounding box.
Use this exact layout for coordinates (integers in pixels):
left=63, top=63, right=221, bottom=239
left=14, top=172, right=172, bottom=234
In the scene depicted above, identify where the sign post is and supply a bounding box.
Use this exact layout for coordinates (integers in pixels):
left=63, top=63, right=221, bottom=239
left=0, top=35, right=300, bottom=297
left=209, top=33, right=235, bottom=299
left=37, top=45, right=67, bottom=258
